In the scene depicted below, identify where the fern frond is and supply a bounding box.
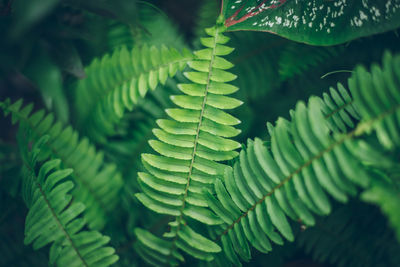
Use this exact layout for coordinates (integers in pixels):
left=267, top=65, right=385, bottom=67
left=279, top=44, right=344, bottom=81
left=135, top=24, right=242, bottom=264
left=0, top=99, right=123, bottom=230
left=204, top=51, right=400, bottom=264
left=297, top=202, right=400, bottom=267
left=74, top=45, right=193, bottom=143
left=107, top=20, right=134, bottom=51
left=18, top=133, right=118, bottom=267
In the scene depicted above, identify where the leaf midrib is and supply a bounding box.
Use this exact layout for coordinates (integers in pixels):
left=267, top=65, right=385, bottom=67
left=7, top=108, right=109, bottom=216
left=324, top=100, right=355, bottom=120
left=167, top=28, right=220, bottom=257
left=24, top=163, right=88, bottom=266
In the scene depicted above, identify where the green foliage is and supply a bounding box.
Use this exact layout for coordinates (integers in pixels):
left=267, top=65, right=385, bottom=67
left=18, top=133, right=118, bottom=267
left=73, top=44, right=193, bottom=143
left=297, top=202, right=400, bottom=267
left=361, top=174, right=400, bottom=242
left=1, top=1, right=400, bottom=267
left=222, top=0, right=400, bottom=45
left=319, top=83, right=361, bottom=133
left=107, top=21, right=135, bottom=51
left=193, top=0, right=220, bottom=41
left=229, top=31, right=282, bottom=101
left=350, top=52, right=400, bottom=149
left=134, top=24, right=243, bottom=264
left=278, top=44, right=344, bottom=81
left=0, top=99, right=123, bottom=230
left=205, top=52, right=400, bottom=265
left=24, top=45, right=70, bottom=123
left=137, top=6, right=186, bottom=50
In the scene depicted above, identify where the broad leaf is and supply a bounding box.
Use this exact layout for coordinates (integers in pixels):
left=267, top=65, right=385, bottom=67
left=221, top=0, right=400, bottom=45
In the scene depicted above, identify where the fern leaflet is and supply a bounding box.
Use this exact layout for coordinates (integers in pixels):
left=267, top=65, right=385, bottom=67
left=320, top=83, right=360, bottom=133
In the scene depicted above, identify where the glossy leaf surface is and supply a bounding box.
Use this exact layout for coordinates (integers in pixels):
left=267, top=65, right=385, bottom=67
left=222, top=0, right=400, bottom=45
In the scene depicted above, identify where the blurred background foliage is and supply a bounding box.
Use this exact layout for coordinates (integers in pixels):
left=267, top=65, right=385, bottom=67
left=1, top=0, right=400, bottom=266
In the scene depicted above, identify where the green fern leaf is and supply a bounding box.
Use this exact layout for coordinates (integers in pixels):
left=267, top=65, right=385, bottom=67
left=135, top=24, right=242, bottom=264
left=1, top=99, right=123, bottom=230
left=74, top=45, right=193, bottom=143
left=298, top=203, right=400, bottom=267
left=205, top=51, right=400, bottom=264
left=18, top=133, right=118, bottom=267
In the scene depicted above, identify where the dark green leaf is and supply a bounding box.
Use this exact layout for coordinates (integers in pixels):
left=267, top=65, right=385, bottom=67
left=222, top=0, right=400, bottom=45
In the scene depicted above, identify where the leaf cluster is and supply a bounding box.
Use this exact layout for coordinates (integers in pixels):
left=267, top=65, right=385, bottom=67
left=1, top=1, right=400, bottom=267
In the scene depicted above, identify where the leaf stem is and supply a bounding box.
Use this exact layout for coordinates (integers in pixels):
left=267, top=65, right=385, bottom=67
left=167, top=26, right=220, bottom=259
left=225, top=0, right=287, bottom=28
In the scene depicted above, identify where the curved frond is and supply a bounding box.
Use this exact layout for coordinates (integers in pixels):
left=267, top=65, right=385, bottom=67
left=1, top=99, right=123, bottom=230
left=279, top=44, right=344, bottom=81
left=205, top=51, right=400, bottom=264
left=74, top=44, right=193, bottom=143
left=135, top=24, right=242, bottom=264
left=298, top=203, right=400, bottom=267
left=18, top=134, right=118, bottom=267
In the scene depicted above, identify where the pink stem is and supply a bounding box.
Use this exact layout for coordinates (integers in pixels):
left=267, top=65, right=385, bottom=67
left=225, top=0, right=287, bottom=28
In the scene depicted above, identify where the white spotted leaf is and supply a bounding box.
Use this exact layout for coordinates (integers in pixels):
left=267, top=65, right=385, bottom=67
left=222, top=0, right=400, bottom=45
